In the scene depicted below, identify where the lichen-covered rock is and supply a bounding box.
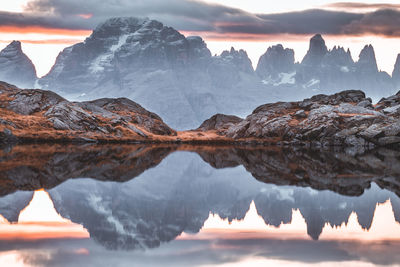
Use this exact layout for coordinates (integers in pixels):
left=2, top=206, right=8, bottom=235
left=84, top=98, right=176, bottom=136
left=220, top=90, right=400, bottom=147
left=0, top=83, right=176, bottom=143
left=376, top=91, right=400, bottom=111
left=8, top=89, right=65, bottom=115
left=197, top=114, right=242, bottom=132
left=45, top=101, right=103, bottom=132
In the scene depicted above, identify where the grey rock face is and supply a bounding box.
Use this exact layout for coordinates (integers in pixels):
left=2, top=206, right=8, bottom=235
left=375, top=91, right=400, bottom=110
left=45, top=101, right=102, bottom=132
left=393, top=54, right=400, bottom=86
left=197, top=113, right=243, bottom=132
left=8, top=89, right=65, bottom=115
left=256, top=44, right=295, bottom=79
left=357, top=45, right=378, bottom=74
left=0, top=41, right=37, bottom=88
left=301, top=34, right=328, bottom=66
left=83, top=98, right=176, bottom=135
left=219, top=47, right=253, bottom=74
left=220, top=90, right=400, bottom=148
left=251, top=34, right=396, bottom=102
left=293, top=36, right=394, bottom=100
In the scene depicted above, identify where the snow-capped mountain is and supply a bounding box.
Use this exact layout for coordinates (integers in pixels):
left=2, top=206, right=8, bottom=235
left=38, top=17, right=266, bottom=129
left=0, top=41, right=37, bottom=88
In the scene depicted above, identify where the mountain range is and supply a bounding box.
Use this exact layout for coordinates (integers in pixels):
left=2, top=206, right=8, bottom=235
left=1, top=17, right=400, bottom=129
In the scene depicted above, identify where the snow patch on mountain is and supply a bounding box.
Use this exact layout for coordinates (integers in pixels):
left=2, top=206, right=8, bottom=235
left=305, top=79, right=320, bottom=88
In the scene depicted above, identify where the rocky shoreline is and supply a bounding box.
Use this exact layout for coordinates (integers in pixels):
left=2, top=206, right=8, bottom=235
left=1, top=81, right=400, bottom=149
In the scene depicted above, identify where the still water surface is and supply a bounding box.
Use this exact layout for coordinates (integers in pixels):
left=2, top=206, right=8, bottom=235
left=0, top=144, right=400, bottom=266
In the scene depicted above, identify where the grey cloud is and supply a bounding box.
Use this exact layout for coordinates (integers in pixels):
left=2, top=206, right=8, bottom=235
left=0, top=10, right=93, bottom=30
left=22, top=0, right=257, bottom=31
left=325, top=2, right=400, bottom=10
left=343, top=9, right=400, bottom=36
left=0, top=0, right=399, bottom=38
left=224, top=9, right=364, bottom=35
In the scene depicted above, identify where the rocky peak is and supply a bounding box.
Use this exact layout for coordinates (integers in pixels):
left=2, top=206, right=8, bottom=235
left=322, top=45, right=354, bottom=67
left=86, top=17, right=184, bottom=51
left=1, top=41, right=22, bottom=54
left=187, top=36, right=212, bottom=60
left=301, top=34, right=328, bottom=66
left=219, top=47, right=253, bottom=73
left=256, top=44, right=295, bottom=78
left=59, top=17, right=211, bottom=74
left=0, top=41, right=37, bottom=88
left=357, top=44, right=378, bottom=73
left=91, top=17, right=149, bottom=38
left=392, top=54, right=400, bottom=82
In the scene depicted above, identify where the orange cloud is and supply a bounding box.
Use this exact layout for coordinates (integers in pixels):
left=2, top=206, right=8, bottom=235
left=77, top=13, right=93, bottom=19
left=1, top=39, right=82, bottom=44
left=0, top=25, right=91, bottom=36
left=325, top=2, right=400, bottom=10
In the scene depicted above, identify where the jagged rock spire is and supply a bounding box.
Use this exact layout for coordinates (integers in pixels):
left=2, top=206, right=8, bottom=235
left=0, top=40, right=37, bottom=88
left=301, top=34, right=328, bottom=66
left=357, top=44, right=378, bottom=73
left=393, top=54, right=400, bottom=82
left=256, top=44, right=295, bottom=78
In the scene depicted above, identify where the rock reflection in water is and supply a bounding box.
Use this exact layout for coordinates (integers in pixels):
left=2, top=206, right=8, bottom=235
left=0, top=144, right=400, bottom=250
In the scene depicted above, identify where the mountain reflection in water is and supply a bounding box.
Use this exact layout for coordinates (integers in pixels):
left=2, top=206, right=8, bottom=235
left=0, top=144, right=400, bottom=266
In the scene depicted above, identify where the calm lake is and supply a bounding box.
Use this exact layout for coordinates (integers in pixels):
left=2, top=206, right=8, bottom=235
left=0, top=144, right=400, bottom=266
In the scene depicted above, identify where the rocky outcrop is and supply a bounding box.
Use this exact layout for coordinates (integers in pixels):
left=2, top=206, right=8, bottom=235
left=0, top=41, right=37, bottom=88
left=197, top=114, right=242, bottom=133
left=79, top=98, right=176, bottom=136
left=3, top=80, right=400, bottom=148
left=194, top=90, right=400, bottom=148
left=0, top=82, right=176, bottom=143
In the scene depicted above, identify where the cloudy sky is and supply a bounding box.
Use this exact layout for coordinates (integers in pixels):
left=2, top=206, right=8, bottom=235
left=1, top=0, right=400, bottom=76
